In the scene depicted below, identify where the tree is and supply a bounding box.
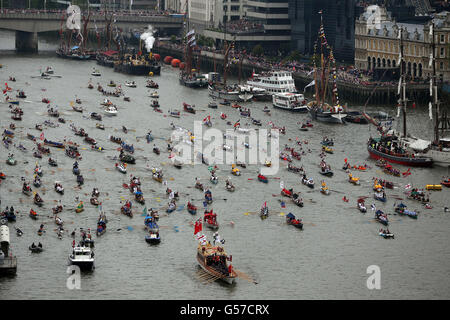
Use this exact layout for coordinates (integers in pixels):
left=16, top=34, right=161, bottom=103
left=252, top=44, right=264, bottom=56
left=170, top=35, right=177, bottom=44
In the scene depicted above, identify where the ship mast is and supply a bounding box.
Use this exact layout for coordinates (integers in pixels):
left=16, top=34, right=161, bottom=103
left=399, top=26, right=407, bottom=138
left=430, top=21, right=440, bottom=144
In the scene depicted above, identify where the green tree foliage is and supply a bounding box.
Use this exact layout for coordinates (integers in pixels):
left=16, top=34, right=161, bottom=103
left=252, top=44, right=264, bottom=56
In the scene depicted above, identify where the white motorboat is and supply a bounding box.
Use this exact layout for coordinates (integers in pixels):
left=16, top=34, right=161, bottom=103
left=125, top=81, right=137, bottom=88
left=68, top=245, right=94, bottom=271
left=246, top=70, right=297, bottom=95
left=104, top=105, right=118, bottom=116
left=91, top=69, right=101, bottom=77
left=273, top=92, right=308, bottom=112
left=115, top=162, right=127, bottom=174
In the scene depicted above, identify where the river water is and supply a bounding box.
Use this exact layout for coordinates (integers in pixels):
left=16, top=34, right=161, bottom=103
left=1, top=30, right=450, bottom=300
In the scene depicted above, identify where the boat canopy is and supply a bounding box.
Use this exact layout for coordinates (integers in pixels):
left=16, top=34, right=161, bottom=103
left=286, top=213, right=295, bottom=220
left=407, top=138, right=431, bottom=151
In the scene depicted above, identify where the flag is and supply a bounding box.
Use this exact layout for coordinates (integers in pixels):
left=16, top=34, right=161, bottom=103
left=307, top=69, right=314, bottom=76
left=194, top=219, right=202, bottom=235
left=188, top=35, right=196, bottom=44
left=281, top=201, right=286, bottom=208
left=40, top=132, right=44, bottom=141
left=233, top=119, right=240, bottom=128
left=303, top=80, right=315, bottom=92
left=404, top=184, right=412, bottom=190
left=371, top=204, right=376, bottom=211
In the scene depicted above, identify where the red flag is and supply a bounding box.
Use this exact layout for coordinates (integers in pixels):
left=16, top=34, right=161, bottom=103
left=40, top=132, right=44, bottom=141
left=234, top=119, right=240, bottom=128
left=194, top=219, right=202, bottom=235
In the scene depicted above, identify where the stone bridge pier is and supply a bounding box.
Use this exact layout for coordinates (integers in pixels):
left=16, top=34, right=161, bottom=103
left=15, top=31, right=38, bottom=53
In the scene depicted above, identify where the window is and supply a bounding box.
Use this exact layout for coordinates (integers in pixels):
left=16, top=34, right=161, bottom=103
left=440, top=62, right=444, bottom=70
left=441, top=34, right=445, bottom=43
left=441, top=47, right=445, bottom=58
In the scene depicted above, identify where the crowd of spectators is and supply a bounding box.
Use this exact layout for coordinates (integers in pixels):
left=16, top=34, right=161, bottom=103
left=216, top=19, right=264, bottom=34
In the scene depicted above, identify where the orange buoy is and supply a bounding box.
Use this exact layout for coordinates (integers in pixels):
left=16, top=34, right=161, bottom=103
left=171, top=59, right=181, bottom=68
left=163, top=56, right=173, bottom=64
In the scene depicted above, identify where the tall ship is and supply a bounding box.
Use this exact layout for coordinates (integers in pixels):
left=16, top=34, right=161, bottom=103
left=246, top=70, right=297, bottom=95
left=179, top=6, right=208, bottom=88
left=56, top=5, right=95, bottom=61
left=366, top=25, right=434, bottom=167
left=400, top=20, right=450, bottom=166
left=208, top=40, right=252, bottom=102
left=306, top=11, right=347, bottom=124
left=114, top=51, right=161, bottom=76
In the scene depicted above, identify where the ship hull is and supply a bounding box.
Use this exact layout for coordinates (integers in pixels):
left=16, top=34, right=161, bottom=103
left=309, top=108, right=346, bottom=124
left=196, top=254, right=235, bottom=284
left=179, top=77, right=208, bottom=88
left=273, top=103, right=308, bottom=112
left=114, top=63, right=161, bottom=76
left=425, top=149, right=450, bottom=166
left=367, top=145, right=433, bottom=167
left=208, top=86, right=241, bottom=102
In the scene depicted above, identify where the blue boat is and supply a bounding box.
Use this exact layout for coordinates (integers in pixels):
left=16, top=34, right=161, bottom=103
left=144, top=215, right=161, bottom=244
left=257, top=174, right=268, bottom=183
left=44, top=139, right=65, bottom=148
left=375, top=210, right=389, bottom=225
left=395, top=203, right=418, bottom=219
left=121, top=142, right=134, bottom=153
left=204, top=190, right=213, bottom=204
left=374, top=191, right=386, bottom=202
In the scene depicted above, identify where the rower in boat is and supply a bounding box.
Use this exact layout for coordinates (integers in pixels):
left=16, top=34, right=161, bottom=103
left=92, top=188, right=100, bottom=198
left=166, top=199, right=176, bottom=213
left=121, top=200, right=132, bottom=217
left=260, top=202, right=269, bottom=220
left=77, top=174, right=84, bottom=186
left=379, top=228, right=394, bottom=239
left=301, top=174, right=314, bottom=188
left=48, top=157, right=57, bottom=167
left=52, top=204, right=63, bottom=214
left=231, top=164, right=241, bottom=176
left=34, top=193, right=44, bottom=207
left=72, top=161, right=80, bottom=175
left=153, top=145, right=160, bottom=155
left=30, top=209, right=38, bottom=219
left=187, top=202, right=197, bottom=215
left=292, top=192, right=303, bottom=207
left=348, top=173, right=360, bottom=185
left=225, top=179, right=235, bottom=192
left=195, top=178, right=204, bottom=191
left=357, top=198, right=367, bottom=213
left=204, top=209, right=219, bottom=230
left=286, top=213, right=303, bottom=229
left=23, top=182, right=32, bottom=195
left=320, top=181, right=330, bottom=195
left=204, top=189, right=213, bottom=204
left=33, top=175, right=41, bottom=188
left=115, top=162, right=127, bottom=174
left=54, top=182, right=64, bottom=195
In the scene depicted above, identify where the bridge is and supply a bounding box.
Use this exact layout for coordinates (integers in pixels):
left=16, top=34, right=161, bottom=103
left=0, top=12, right=184, bottom=52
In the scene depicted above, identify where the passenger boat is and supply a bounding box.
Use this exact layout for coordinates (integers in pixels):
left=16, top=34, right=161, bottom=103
left=135, top=191, right=145, bottom=204
left=68, top=245, right=94, bottom=271
left=6, top=155, right=17, bottom=166
left=169, top=110, right=181, bottom=118
left=150, top=91, right=159, bottom=99
left=152, top=170, right=163, bottom=183
left=367, top=137, right=433, bottom=168
left=442, top=178, right=450, bottom=187
left=281, top=187, right=293, bottom=198
left=272, top=92, right=308, bottom=112
left=187, top=202, right=197, bottom=215
left=90, top=197, right=99, bottom=206
left=246, top=70, right=297, bottom=96
left=286, top=213, right=303, bottom=229
left=204, top=210, right=219, bottom=230
left=52, top=205, right=63, bottom=215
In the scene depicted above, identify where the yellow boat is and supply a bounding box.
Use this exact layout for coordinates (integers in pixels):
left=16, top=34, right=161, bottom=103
left=426, top=184, right=442, bottom=191
left=348, top=173, right=360, bottom=185
left=75, top=201, right=84, bottom=213
left=264, top=160, right=272, bottom=167
left=320, top=182, right=330, bottom=195
left=322, top=146, right=333, bottom=154
left=373, top=179, right=383, bottom=191
left=231, top=164, right=241, bottom=176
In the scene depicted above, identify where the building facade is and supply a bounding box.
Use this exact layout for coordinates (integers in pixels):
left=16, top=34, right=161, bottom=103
left=289, top=0, right=359, bottom=63
left=355, top=5, right=450, bottom=81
